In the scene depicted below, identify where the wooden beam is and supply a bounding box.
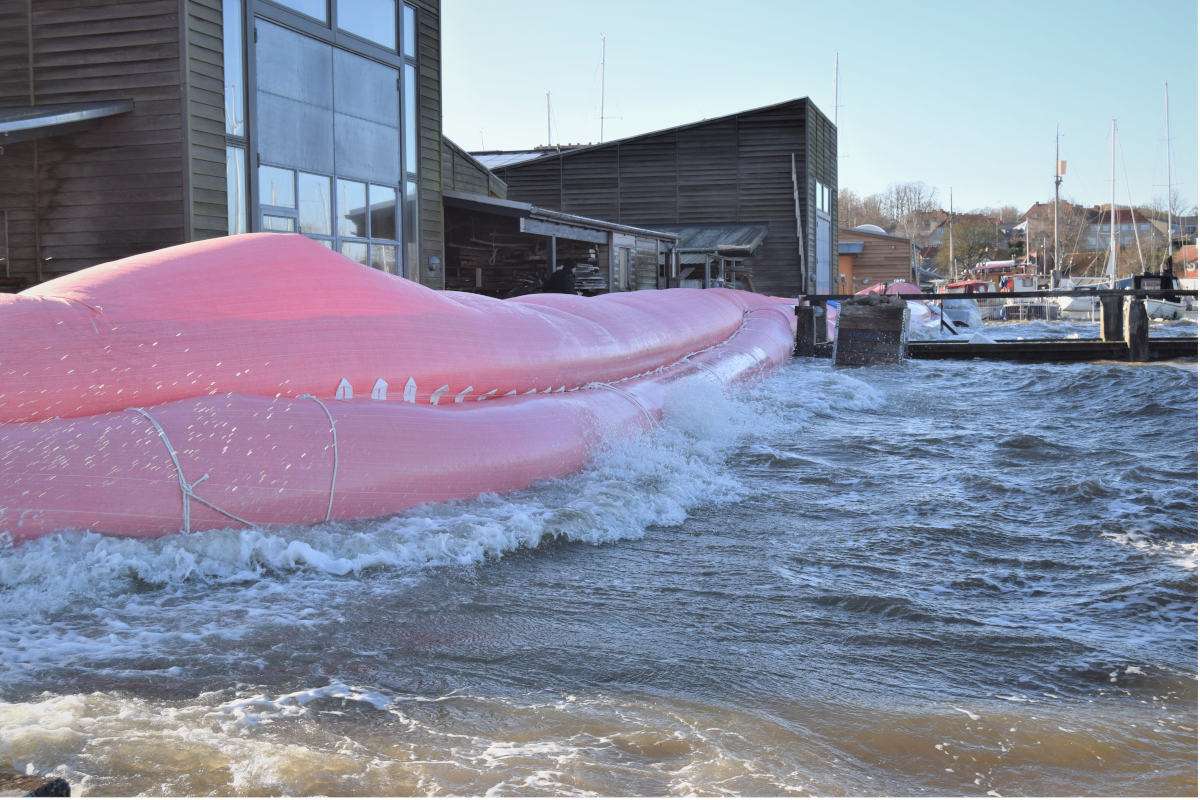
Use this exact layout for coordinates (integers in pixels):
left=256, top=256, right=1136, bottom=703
left=519, top=217, right=607, bottom=244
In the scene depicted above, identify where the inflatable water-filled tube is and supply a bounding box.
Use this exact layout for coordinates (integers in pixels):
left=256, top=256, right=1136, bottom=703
left=0, top=234, right=796, bottom=541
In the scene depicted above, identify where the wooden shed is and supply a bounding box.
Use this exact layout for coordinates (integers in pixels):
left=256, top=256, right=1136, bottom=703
left=837, top=227, right=917, bottom=292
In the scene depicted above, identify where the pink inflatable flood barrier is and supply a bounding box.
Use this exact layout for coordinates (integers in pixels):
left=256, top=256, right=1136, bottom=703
left=0, top=234, right=796, bottom=542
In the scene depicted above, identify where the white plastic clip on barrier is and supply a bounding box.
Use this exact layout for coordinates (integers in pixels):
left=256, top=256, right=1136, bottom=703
left=371, top=378, right=388, bottom=400
left=454, top=386, right=473, bottom=403
left=335, top=378, right=353, bottom=400
left=403, top=377, right=417, bottom=403
left=430, top=384, right=449, bottom=405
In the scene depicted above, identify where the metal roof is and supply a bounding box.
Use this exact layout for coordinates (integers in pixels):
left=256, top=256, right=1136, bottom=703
left=0, top=100, right=133, bottom=144
left=479, top=97, right=825, bottom=171
left=648, top=222, right=769, bottom=255
left=442, top=191, right=678, bottom=242
left=471, top=150, right=557, bottom=169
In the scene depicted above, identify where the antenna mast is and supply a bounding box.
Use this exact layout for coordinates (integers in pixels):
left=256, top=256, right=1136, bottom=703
left=599, top=34, right=606, bottom=143
left=833, top=52, right=839, bottom=128
left=546, top=91, right=552, bottom=148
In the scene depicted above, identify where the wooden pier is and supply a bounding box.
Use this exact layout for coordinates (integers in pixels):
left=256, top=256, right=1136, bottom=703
left=796, top=288, right=1198, bottom=365
left=907, top=337, right=1196, bottom=362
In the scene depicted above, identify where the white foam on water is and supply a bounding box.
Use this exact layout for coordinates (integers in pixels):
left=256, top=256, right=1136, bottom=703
left=1101, top=530, right=1198, bottom=572
left=0, top=363, right=887, bottom=683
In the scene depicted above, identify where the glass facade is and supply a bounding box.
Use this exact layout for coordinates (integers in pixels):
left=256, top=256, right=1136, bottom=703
left=223, top=1, right=419, bottom=275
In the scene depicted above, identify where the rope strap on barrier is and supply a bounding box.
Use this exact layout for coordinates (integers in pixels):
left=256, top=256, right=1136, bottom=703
left=130, top=407, right=254, bottom=533
left=299, top=393, right=339, bottom=523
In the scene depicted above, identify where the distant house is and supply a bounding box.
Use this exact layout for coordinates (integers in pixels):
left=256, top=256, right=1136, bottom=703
left=1017, top=202, right=1164, bottom=254
left=837, top=226, right=917, bottom=291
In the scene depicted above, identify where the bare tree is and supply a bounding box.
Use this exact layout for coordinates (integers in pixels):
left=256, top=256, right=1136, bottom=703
left=935, top=218, right=999, bottom=273
left=837, top=188, right=890, bottom=230
left=880, top=182, right=939, bottom=241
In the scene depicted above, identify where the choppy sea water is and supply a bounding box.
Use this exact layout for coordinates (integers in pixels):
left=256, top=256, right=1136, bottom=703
left=0, top=320, right=1195, bottom=796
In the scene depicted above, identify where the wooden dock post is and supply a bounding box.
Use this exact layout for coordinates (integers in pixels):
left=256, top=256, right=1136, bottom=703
left=1100, top=296, right=1124, bottom=342
left=1124, top=297, right=1150, bottom=361
left=833, top=294, right=906, bottom=367
left=794, top=304, right=816, bottom=357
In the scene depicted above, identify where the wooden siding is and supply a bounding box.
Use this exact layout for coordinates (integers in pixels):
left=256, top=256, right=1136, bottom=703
left=838, top=228, right=914, bottom=289
left=807, top=98, right=837, bottom=291
left=183, top=0, right=226, bottom=240
left=0, top=0, right=188, bottom=284
left=493, top=99, right=831, bottom=296
left=443, top=137, right=505, bottom=198
left=413, top=0, right=442, bottom=286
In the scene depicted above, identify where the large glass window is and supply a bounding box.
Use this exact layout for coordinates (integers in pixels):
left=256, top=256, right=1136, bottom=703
left=269, top=0, right=327, bottom=22
left=226, top=145, right=247, bottom=234
left=338, top=0, right=397, bottom=50
left=246, top=11, right=416, bottom=277
left=223, top=0, right=245, bottom=136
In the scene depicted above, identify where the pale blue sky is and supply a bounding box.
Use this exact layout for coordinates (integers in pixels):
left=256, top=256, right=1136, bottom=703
left=443, top=0, right=1197, bottom=214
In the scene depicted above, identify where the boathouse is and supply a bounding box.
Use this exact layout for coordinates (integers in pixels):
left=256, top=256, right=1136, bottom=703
left=837, top=225, right=918, bottom=291
left=476, top=98, right=839, bottom=297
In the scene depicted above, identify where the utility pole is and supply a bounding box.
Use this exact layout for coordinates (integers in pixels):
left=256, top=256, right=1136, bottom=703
left=546, top=91, right=552, bottom=148
left=948, top=187, right=955, bottom=281
left=599, top=34, right=606, bottom=143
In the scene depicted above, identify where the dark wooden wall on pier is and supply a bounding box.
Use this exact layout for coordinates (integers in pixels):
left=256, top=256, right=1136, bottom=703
left=0, top=0, right=192, bottom=286
left=488, top=98, right=837, bottom=296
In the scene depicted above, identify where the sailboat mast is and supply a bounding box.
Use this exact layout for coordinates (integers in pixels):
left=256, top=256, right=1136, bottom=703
left=599, top=35, right=606, bottom=143
left=1053, top=125, right=1061, bottom=278
left=1108, top=118, right=1117, bottom=282
left=1165, top=81, right=1173, bottom=261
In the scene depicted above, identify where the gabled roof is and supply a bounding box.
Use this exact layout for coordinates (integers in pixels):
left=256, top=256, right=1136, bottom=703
left=483, top=97, right=826, bottom=170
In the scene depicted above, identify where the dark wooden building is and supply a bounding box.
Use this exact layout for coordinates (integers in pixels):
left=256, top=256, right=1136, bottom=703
left=0, top=0, right=447, bottom=289
left=480, top=98, right=838, bottom=297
